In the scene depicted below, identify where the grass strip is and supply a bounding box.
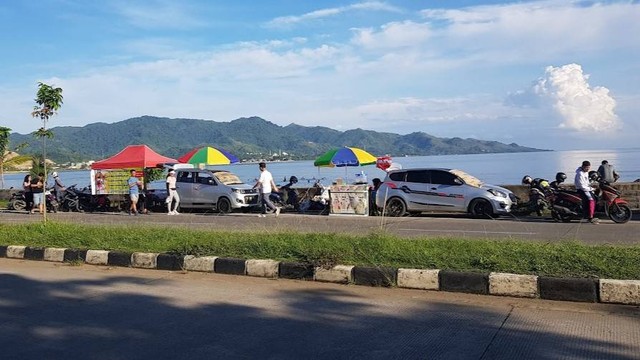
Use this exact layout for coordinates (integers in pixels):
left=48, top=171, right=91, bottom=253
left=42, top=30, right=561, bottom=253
left=1, top=222, right=639, bottom=280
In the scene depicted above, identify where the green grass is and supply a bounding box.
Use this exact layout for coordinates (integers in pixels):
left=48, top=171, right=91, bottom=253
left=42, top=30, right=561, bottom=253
left=1, top=222, right=639, bottom=280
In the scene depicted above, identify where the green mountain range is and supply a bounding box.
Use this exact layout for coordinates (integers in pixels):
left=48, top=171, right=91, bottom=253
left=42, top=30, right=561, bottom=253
left=8, top=116, right=546, bottom=163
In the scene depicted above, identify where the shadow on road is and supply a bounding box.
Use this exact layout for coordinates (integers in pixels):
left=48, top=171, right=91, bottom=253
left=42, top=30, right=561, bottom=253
left=1, top=272, right=638, bottom=359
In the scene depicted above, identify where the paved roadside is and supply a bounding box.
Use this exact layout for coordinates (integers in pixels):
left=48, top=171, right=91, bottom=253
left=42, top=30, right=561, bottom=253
left=1, top=209, right=639, bottom=244
left=1, top=259, right=639, bottom=360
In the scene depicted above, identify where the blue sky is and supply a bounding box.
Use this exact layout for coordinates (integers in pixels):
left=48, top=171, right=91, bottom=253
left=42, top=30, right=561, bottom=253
left=1, top=0, right=639, bottom=150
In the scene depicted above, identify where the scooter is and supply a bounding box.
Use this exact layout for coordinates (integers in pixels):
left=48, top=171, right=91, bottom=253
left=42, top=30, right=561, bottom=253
left=550, top=171, right=632, bottom=223
left=60, top=184, right=83, bottom=212
left=269, top=176, right=300, bottom=211
left=519, top=175, right=552, bottom=216
left=8, top=188, right=27, bottom=211
left=44, top=187, right=59, bottom=213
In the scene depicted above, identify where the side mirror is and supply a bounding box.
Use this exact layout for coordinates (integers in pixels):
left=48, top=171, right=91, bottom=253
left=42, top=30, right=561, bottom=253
left=454, top=178, right=463, bottom=185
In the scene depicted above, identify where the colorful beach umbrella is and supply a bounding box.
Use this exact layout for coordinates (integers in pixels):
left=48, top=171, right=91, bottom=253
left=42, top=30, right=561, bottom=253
left=178, top=146, right=239, bottom=165
left=313, top=147, right=377, bottom=167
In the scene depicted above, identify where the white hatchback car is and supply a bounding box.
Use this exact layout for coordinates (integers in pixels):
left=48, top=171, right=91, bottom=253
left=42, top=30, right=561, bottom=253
left=175, top=169, right=259, bottom=213
left=375, top=168, right=517, bottom=218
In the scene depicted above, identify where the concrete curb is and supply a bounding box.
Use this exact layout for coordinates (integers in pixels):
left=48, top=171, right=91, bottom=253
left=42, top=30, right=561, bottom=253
left=2, top=244, right=639, bottom=305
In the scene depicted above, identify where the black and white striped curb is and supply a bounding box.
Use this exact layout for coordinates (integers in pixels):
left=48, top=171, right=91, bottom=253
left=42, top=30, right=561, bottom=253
left=1, top=245, right=639, bottom=306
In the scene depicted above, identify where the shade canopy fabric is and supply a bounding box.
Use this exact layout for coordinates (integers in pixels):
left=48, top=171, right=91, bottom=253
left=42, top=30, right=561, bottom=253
left=91, top=145, right=178, bottom=170
left=313, top=147, right=377, bottom=167
left=178, top=146, right=239, bottom=165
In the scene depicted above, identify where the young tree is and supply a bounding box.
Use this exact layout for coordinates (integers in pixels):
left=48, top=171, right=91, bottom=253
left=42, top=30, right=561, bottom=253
left=31, top=82, right=63, bottom=221
left=0, top=126, right=10, bottom=189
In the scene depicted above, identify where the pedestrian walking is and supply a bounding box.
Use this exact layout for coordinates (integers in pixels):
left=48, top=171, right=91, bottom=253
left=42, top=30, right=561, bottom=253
left=165, top=169, right=180, bottom=215
left=253, top=162, right=280, bottom=217
left=127, top=169, right=142, bottom=215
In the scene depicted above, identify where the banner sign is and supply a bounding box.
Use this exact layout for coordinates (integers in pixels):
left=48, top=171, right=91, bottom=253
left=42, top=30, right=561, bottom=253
left=90, top=169, right=144, bottom=195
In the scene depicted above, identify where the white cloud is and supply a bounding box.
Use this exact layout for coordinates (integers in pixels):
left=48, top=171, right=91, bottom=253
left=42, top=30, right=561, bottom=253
left=267, top=1, right=402, bottom=28
left=533, top=63, right=620, bottom=132
left=112, top=0, right=207, bottom=29
left=351, top=21, right=432, bottom=49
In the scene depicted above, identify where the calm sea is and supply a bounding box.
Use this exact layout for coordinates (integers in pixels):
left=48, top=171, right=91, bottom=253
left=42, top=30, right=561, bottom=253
left=2, top=148, right=639, bottom=190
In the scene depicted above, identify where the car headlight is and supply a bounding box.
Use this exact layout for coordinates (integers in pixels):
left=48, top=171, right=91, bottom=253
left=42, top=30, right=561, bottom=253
left=487, top=189, right=507, bottom=198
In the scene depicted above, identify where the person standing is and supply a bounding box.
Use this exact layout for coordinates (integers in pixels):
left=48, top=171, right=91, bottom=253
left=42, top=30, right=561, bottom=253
left=127, top=169, right=142, bottom=216
left=253, top=162, right=280, bottom=217
left=574, top=161, right=599, bottom=224
left=597, top=160, right=620, bottom=183
left=51, top=171, right=66, bottom=204
left=23, top=174, right=33, bottom=213
left=30, top=173, right=44, bottom=214
left=165, top=169, right=180, bottom=215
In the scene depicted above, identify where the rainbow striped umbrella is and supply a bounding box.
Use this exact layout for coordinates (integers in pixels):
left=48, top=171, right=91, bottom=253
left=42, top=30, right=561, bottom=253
left=313, top=147, right=377, bottom=167
left=178, top=146, right=239, bottom=165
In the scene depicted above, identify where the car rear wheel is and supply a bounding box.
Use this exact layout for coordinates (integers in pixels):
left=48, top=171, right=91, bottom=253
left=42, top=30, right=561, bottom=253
left=217, top=197, right=232, bottom=214
left=469, top=199, right=494, bottom=218
left=384, top=198, right=406, bottom=217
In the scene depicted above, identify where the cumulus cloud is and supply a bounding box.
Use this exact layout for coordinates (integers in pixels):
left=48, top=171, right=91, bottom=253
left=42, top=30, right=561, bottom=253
left=267, top=1, right=402, bottom=28
left=532, top=64, right=620, bottom=132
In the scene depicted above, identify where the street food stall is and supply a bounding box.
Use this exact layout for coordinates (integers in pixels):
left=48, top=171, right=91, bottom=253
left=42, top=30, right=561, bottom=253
left=328, top=183, right=369, bottom=216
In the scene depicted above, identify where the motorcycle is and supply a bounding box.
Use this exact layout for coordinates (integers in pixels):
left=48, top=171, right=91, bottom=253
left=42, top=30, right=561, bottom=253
left=76, top=185, right=111, bottom=212
left=519, top=175, right=552, bottom=216
left=60, top=184, right=83, bottom=212
left=44, top=187, right=59, bottom=213
left=269, top=176, right=300, bottom=211
left=8, top=188, right=27, bottom=211
left=298, top=180, right=330, bottom=214
left=549, top=171, right=632, bottom=223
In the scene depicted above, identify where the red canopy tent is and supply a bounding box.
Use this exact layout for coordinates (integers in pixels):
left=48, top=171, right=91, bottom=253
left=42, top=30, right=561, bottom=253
left=91, top=145, right=177, bottom=170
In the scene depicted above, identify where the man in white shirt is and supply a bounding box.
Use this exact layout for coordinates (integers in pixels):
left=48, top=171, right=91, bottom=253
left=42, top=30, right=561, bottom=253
left=574, top=160, right=599, bottom=224
left=253, top=162, right=280, bottom=217
left=166, top=169, right=180, bottom=215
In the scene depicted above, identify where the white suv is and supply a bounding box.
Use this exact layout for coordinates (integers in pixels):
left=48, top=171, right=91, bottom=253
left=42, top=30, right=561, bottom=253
left=175, top=169, right=259, bottom=213
left=375, top=168, right=516, bottom=218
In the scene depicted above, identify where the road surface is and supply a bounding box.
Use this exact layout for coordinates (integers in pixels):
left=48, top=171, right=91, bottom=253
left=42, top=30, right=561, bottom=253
left=1, top=209, right=639, bottom=245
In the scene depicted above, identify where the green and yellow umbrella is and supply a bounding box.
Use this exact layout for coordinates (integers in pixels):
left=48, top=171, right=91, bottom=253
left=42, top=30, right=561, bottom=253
left=178, top=146, right=239, bottom=165
left=313, top=147, right=377, bottom=167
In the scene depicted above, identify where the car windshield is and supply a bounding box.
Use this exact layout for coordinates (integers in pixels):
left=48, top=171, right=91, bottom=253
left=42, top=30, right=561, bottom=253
left=450, top=169, right=483, bottom=188
left=213, top=171, right=244, bottom=185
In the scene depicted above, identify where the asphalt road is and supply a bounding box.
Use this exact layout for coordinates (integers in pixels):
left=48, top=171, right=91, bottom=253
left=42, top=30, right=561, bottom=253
left=1, top=259, right=638, bottom=360
left=1, top=209, right=639, bottom=245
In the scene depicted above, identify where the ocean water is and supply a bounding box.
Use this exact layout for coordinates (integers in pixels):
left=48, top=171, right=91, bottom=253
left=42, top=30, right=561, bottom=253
left=2, top=148, right=639, bottom=190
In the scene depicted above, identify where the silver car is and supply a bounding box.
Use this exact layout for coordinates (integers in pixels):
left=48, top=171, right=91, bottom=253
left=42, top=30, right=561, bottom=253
left=375, top=168, right=516, bottom=217
left=175, top=169, right=259, bottom=213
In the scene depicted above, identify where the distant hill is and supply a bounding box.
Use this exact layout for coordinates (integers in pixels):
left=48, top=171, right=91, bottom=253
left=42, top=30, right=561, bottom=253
left=8, top=116, right=547, bottom=163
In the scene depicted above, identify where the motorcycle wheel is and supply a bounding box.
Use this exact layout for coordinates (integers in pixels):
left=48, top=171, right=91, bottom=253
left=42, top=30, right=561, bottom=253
left=551, top=210, right=572, bottom=223
left=10, top=199, right=26, bottom=211
left=608, top=203, right=632, bottom=224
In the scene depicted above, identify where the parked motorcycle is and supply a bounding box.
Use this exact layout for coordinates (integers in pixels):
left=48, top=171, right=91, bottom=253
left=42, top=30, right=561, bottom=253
left=269, top=176, right=300, bottom=211
left=60, top=184, right=83, bottom=212
left=8, top=188, right=27, bottom=211
left=75, top=185, right=111, bottom=212
left=45, top=187, right=59, bottom=213
left=549, top=171, right=632, bottom=223
left=298, top=180, right=330, bottom=214
left=520, top=175, right=552, bottom=216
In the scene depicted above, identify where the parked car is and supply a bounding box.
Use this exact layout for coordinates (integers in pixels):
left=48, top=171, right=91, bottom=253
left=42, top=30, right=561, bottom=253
left=175, top=169, right=259, bottom=213
left=375, top=168, right=517, bottom=218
